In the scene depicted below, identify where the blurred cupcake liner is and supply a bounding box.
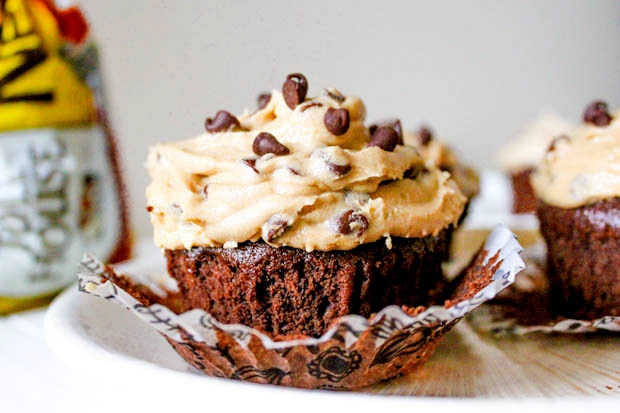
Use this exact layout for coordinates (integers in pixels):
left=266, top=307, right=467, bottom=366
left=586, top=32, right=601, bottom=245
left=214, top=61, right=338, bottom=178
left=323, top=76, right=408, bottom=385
left=469, top=307, right=620, bottom=334
left=77, top=224, right=524, bottom=389
left=468, top=252, right=620, bottom=335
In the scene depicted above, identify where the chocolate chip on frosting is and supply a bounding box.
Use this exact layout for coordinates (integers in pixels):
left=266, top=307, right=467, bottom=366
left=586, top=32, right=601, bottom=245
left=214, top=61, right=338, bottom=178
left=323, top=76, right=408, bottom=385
left=241, top=157, right=259, bottom=173
left=323, top=88, right=346, bottom=103
left=583, top=100, right=613, bottom=127
left=252, top=132, right=290, bottom=156
left=418, top=126, right=433, bottom=146
left=282, top=73, right=308, bottom=109
left=262, top=215, right=291, bottom=242
left=300, top=101, right=324, bottom=112
left=309, top=147, right=352, bottom=179
left=328, top=162, right=352, bottom=177
left=205, top=110, right=241, bottom=133
left=170, top=203, right=183, bottom=216
left=368, top=125, right=399, bottom=152
left=257, top=92, right=271, bottom=110
left=336, top=210, right=369, bottom=236
left=547, top=134, right=570, bottom=153
left=202, top=184, right=209, bottom=198
left=370, top=119, right=403, bottom=145
left=324, top=107, right=350, bottom=136
left=404, top=165, right=425, bottom=179
left=390, top=120, right=403, bottom=143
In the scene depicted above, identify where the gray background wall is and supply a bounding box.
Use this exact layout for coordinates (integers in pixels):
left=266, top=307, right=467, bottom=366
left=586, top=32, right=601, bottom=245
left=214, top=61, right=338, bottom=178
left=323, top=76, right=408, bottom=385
left=77, top=0, right=620, bottom=239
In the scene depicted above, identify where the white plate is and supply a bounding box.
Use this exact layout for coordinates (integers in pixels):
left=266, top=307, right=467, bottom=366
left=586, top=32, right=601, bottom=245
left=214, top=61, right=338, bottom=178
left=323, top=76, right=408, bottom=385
left=44, top=171, right=620, bottom=412
left=45, top=249, right=620, bottom=413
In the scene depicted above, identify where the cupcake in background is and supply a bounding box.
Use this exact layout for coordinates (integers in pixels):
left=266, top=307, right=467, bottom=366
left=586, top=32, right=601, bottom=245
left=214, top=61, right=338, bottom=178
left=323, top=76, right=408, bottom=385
left=403, top=126, right=479, bottom=213
left=498, top=113, right=573, bottom=213
left=532, top=100, right=620, bottom=319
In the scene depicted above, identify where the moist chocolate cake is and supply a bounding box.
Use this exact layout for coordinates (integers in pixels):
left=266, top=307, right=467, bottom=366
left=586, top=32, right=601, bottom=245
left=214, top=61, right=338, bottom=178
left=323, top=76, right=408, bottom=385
left=166, top=232, right=451, bottom=337
left=497, top=114, right=573, bottom=214
left=532, top=101, right=620, bottom=319
left=510, top=168, right=537, bottom=214
left=538, top=198, right=620, bottom=319
left=147, top=73, right=467, bottom=337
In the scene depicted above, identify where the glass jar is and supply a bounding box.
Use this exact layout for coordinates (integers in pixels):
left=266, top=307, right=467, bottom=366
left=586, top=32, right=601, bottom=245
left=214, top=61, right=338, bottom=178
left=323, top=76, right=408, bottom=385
left=0, top=0, right=131, bottom=313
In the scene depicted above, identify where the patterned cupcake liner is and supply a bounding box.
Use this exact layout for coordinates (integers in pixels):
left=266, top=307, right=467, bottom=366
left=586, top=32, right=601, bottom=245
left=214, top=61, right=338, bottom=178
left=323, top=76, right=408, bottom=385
left=469, top=307, right=620, bottom=334
left=76, top=224, right=524, bottom=389
left=467, top=250, right=620, bottom=335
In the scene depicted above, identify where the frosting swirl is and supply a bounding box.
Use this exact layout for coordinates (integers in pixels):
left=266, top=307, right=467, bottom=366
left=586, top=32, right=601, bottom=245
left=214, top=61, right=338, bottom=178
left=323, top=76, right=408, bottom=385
left=147, top=88, right=466, bottom=251
left=532, top=109, right=620, bottom=208
left=498, top=113, right=573, bottom=172
left=403, top=128, right=479, bottom=200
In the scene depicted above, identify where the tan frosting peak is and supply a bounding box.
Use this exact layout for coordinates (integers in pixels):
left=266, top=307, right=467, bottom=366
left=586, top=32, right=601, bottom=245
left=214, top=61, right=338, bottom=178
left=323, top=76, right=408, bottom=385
left=531, top=109, right=620, bottom=208
left=403, top=129, right=479, bottom=200
left=498, top=113, right=574, bottom=172
left=147, top=87, right=466, bottom=251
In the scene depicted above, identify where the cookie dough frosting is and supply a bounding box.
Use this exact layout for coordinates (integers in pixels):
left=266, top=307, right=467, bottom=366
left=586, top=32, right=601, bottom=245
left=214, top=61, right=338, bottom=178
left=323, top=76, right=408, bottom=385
left=403, top=126, right=479, bottom=200
left=147, top=74, right=466, bottom=251
left=532, top=102, right=620, bottom=208
left=498, top=114, right=573, bottom=172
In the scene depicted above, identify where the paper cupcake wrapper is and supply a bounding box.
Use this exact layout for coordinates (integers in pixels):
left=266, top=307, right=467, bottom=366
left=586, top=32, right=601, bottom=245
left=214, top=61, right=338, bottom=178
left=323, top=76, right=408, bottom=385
left=468, top=306, right=620, bottom=334
left=467, top=250, right=620, bottom=334
left=76, top=224, right=524, bottom=389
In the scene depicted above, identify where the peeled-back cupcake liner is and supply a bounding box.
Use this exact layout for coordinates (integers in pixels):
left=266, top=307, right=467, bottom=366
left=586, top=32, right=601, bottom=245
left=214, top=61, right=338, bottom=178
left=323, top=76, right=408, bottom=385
left=76, top=224, right=524, bottom=389
left=467, top=251, right=620, bottom=335
left=469, top=306, right=620, bottom=335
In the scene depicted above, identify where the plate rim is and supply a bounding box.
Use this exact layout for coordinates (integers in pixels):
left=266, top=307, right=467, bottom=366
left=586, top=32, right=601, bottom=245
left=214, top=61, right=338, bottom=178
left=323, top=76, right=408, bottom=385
left=45, top=282, right=620, bottom=412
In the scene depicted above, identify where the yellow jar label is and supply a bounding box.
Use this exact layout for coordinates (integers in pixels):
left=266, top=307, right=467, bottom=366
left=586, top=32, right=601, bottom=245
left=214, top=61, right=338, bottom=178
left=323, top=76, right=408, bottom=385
left=0, top=0, right=96, bottom=131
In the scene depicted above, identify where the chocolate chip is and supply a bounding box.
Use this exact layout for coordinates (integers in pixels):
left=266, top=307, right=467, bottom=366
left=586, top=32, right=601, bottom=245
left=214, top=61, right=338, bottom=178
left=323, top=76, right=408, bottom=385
left=336, top=210, right=369, bottom=236
left=369, top=126, right=399, bottom=151
left=282, top=73, right=308, bottom=109
left=369, top=119, right=403, bottom=144
left=257, top=92, right=271, bottom=110
left=390, top=120, right=403, bottom=143
left=146, top=206, right=154, bottom=212
left=288, top=167, right=301, bottom=176
left=205, top=110, right=241, bottom=133
left=170, top=203, right=183, bottom=215
left=241, top=158, right=259, bottom=173
left=252, top=132, right=290, bottom=156
left=309, top=147, right=351, bottom=179
left=324, top=108, right=350, bottom=136
left=202, top=184, right=209, bottom=198
left=418, top=126, right=433, bottom=145
left=300, top=101, right=323, bottom=112
left=547, top=134, right=570, bottom=152
left=263, top=215, right=290, bottom=242
left=583, top=100, right=612, bottom=126
left=328, top=162, right=352, bottom=177
left=324, top=88, right=345, bottom=103
left=404, top=165, right=424, bottom=179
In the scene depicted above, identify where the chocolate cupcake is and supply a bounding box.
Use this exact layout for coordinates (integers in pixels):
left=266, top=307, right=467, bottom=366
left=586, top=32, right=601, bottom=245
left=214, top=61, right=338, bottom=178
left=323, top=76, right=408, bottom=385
left=146, top=74, right=467, bottom=337
left=532, top=101, right=620, bottom=319
left=403, top=126, right=479, bottom=206
left=498, top=114, right=573, bottom=213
